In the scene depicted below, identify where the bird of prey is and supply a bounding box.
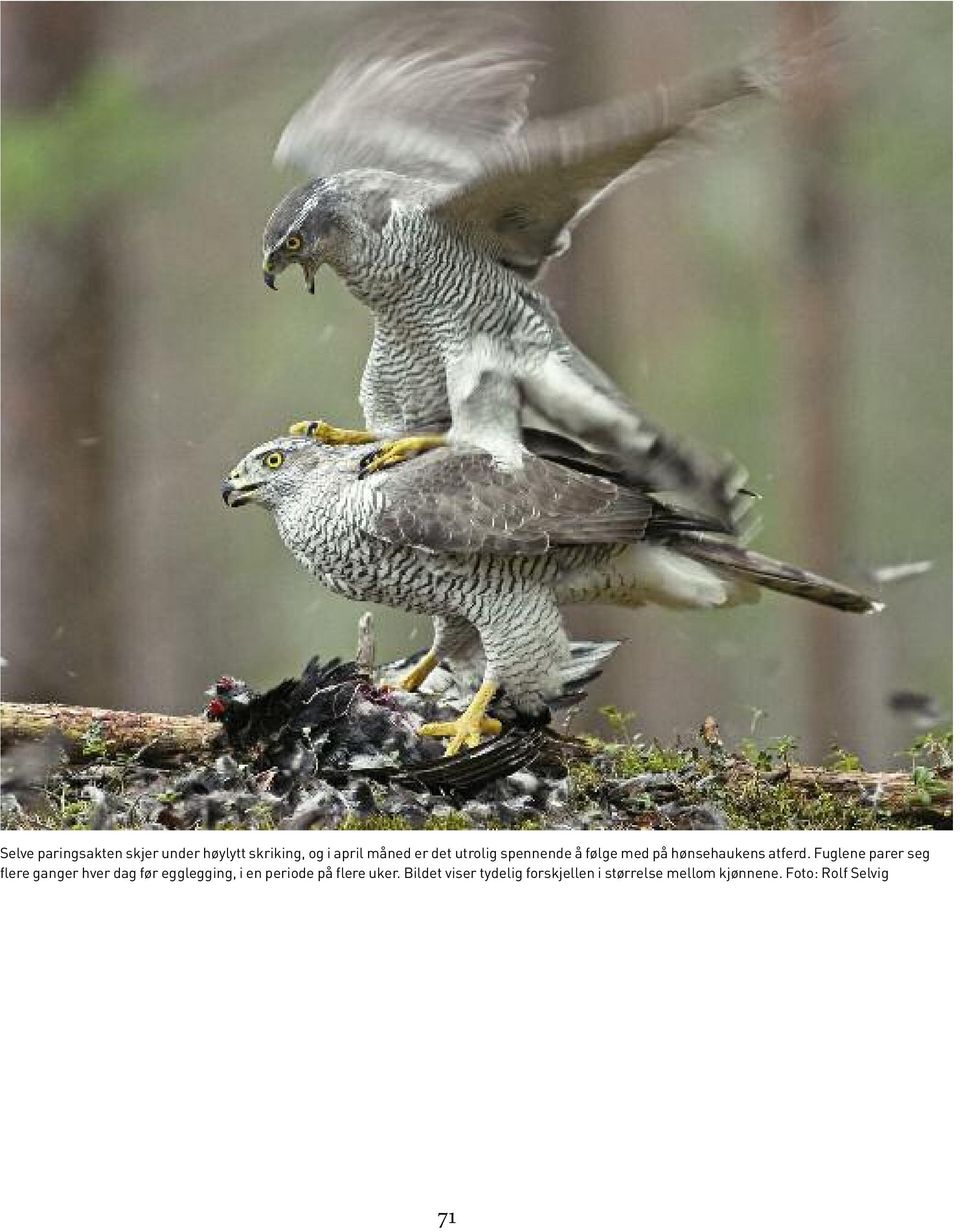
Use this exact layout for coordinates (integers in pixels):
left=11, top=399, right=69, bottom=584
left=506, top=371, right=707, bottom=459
left=260, top=21, right=804, bottom=521
left=222, top=436, right=880, bottom=756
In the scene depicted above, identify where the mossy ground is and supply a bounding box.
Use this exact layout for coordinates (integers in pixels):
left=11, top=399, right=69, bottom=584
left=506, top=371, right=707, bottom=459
left=562, top=719, right=951, bottom=832
left=4, top=719, right=950, bottom=832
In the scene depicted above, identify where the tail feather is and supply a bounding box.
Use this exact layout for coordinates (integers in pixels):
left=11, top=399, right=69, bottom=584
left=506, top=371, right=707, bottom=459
left=553, top=639, right=622, bottom=708
left=678, top=538, right=883, bottom=614
left=521, top=354, right=749, bottom=529
left=561, top=639, right=622, bottom=687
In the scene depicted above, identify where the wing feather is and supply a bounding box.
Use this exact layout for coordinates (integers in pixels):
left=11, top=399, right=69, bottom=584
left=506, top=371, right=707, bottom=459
left=431, top=61, right=773, bottom=276
left=365, top=450, right=658, bottom=556
left=274, top=18, right=539, bottom=185
left=276, top=17, right=839, bottom=277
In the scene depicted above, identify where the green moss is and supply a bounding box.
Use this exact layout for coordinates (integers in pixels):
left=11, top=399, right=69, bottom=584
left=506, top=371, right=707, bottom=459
left=337, top=813, right=412, bottom=830
left=612, top=741, right=692, bottom=776
left=424, top=812, right=472, bottom=830
left=567, top=716, right=950, bottom=830
left=80, top=722, right=110, bottom=758
left=908, top=765, right=951, bottom=808
left=52, top=801, right=93, bottom=828
left=244, top=802, right=277, bottom=824
left=5, top=718, right=949, bottom=832
left=567, top=760, right=603, bottom=807
left=721, top=783, right=887, bottom=830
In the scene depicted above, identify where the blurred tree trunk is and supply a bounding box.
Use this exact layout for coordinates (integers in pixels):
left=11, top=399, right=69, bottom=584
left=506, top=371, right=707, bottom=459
left=778, top=1, right=856, bottom=758
left=1, top=3, right=118, bottom=705
left=543, top=2, right=698, bottom=732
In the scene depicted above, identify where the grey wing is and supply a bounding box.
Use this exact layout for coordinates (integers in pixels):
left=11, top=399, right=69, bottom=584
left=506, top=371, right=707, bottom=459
left=432, top=56, right=780, bottom=277
left=274, top=20, right=539, bottom=185
left=364, top=450, right=657, bottom=555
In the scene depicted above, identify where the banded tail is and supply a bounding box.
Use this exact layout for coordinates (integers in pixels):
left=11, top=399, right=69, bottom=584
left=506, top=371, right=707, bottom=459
left=678, top=538, right=883, bottom=615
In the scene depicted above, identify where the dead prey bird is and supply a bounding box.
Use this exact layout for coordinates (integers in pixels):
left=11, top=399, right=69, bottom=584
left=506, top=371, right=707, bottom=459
left=261, top=22, right=812, bottom=522
left=222, top=435, right=881, bottom=756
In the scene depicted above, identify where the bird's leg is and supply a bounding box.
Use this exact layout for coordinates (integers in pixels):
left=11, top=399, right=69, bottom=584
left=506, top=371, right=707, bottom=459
left=419, top=680, right=502, bottom=757
left=357, top=434, right=447, bottom=475
left=289, top=419, right=379, bottom=447
left=386, top=616, right=477, bottom=694
left=392, top=649, right=439, bottom=693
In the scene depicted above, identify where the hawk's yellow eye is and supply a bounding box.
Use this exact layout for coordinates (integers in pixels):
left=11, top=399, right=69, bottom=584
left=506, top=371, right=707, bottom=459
left=264, top=451, right=284, bottom=470
left=284, top=233, right=303, bottom=252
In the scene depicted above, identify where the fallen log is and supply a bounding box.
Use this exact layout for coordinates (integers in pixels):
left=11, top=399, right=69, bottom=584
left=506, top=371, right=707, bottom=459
left=0, top=700, right=951, bottom=823
left=1, top=701, right=216, bottom=761
left=725, top=758, right=951, bottom=819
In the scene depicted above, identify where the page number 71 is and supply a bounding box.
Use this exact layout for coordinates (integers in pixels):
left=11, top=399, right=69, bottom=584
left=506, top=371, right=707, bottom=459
left=438, top=1215, right=455, bottom=1228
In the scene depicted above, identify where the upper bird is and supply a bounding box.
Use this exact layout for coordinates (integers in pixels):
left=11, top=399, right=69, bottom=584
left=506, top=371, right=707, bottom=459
left=261, top=19, right=800, bottom=523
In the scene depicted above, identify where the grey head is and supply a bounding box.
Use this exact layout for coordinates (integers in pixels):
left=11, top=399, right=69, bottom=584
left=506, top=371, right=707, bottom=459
left=262, top=170, right=404, bottom=293
left=221, top=435, right=347, bottom=511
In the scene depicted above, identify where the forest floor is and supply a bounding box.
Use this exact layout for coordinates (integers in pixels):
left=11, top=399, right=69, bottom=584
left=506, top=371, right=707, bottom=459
left=1, top=657, right=951, bottom=833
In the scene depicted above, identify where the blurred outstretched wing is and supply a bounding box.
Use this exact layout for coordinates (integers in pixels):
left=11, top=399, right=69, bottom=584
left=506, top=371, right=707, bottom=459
left=274, top=20, right=539, bottom=185
left=363, top=450, right=659, bottom=555
left=431, top=60, right=775, bottom=277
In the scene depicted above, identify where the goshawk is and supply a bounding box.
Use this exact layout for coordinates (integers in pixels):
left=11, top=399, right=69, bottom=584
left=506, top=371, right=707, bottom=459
left=260, top=21, right=804, bottom=521
left=222, top=436, right=880, bottom=755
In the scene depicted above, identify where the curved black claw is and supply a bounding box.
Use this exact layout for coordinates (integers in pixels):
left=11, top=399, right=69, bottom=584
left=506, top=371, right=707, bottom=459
left=357, top=448, right=384, bottom=478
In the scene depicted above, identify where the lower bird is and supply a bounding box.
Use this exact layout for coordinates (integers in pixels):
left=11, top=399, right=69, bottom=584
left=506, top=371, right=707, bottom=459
left=222, top=436, right=881, bottom=756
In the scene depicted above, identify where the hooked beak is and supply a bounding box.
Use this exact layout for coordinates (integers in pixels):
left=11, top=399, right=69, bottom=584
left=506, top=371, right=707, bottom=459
left=221, top=476, right=262, bottom=507
left=262, top=255, right=319, bottom=293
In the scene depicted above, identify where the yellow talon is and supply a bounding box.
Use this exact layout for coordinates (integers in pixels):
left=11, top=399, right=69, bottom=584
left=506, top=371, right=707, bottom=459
left=359, top=434, right=447, bottom=474
left=419, top=680, right=501, bottom=756
left=289, top=419, right=378, bottom=446
left=393, top=650, right=439, bottom=693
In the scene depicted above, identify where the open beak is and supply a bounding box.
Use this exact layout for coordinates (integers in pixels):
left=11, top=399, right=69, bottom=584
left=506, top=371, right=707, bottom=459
left=263, top=253, right=318, bottom=293
left=221, top=478, right=261, bottom=507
